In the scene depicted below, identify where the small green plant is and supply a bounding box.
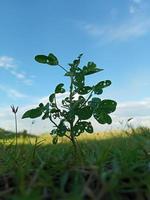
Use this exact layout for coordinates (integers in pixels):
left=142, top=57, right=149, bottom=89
left=11, top=105, right=19, bottom=147
left=22, top=53, right=117, bottom=150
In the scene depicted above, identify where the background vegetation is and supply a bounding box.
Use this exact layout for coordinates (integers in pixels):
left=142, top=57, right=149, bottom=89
left=0, top=127, right=150, bottom=200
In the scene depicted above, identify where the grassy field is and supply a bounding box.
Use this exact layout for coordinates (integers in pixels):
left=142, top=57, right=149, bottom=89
left=0, top=127, right=150, bottom=200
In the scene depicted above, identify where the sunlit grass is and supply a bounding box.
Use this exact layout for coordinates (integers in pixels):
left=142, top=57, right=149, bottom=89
left=0, top=126, right=150, bottom=199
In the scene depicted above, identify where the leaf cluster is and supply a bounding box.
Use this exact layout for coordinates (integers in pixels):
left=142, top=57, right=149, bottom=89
left=22, top=53, right=117, bottom=144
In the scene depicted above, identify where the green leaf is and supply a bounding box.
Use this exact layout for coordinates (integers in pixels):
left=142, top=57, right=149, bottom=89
left=72, top=122, right=85, bottom=136
left=71, top=96, right=86, bottom=110
left=73, top=121, right=93, bottom=136
left=73, top=72, right=85, bottom=88
left=94, top=112, right=112, bottom=124
left=85, top=122, right=93, bottom=133
left=99, top=100, right=117, bottom=114
left=75, top=106, right=93, bottom=120
left=22, top=107, right=43, bottom=119
left=52, top=136, right=58, bottom=144
left=76, top=86, right=92, bottom=95
left=88, top=97, right=101, bottom=111
left=51, top=129, right=58, bottom=135
left=42, top=111, right=49, bottom=120
left=94, top=80, right=111, bottom=95
left=57, top=120, right=67, bottom=137
left=73, top=59, right=80, bottom=67
left=39, top=103, right=44, bottom=108
left=83, top=62, right=103, bottom=76
left=64, top=71, right=74, bottom=76
left=35, top=55, right=48, bottom=64
left=44, top=103, right=50, bottom=111
left=78, top=53, right=83, bottom=59
left=50, top=108, right=60, bottom=113
left=68, top=53, right=83, bottom=68
left=47, top=53, right=59, bottom=65
left=49, top=93, right=55, bottom=103
left=63, top=110, right=75, bottom=122
left=55, top=83, right=65, bottom=94
left=35, top=53, right=59, bottom=66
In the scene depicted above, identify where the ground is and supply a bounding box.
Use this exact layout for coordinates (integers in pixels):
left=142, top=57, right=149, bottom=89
left=0, top=127, right=150, bottom=200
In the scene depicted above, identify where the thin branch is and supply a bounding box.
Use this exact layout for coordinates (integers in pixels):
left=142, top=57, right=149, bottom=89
left=81, top=90, right=93, bottom=108
left=49, top=115, right=59, bottom=128
left=58, top=64, right=68, bottom=73
left=64, top=134, right=72, bottom=140
left=73, top=90, right=93, bottom=127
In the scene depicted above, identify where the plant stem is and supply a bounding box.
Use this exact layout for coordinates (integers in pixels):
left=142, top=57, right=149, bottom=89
left=49, top=115, right=58, bottom=128
left=14, top=113, right=18, bottom=147
left=64, top=134, right=71, bottom=140
left=81, top=90, right=93, bottom=108
left=58, top=64, right=68, bottom=73
left=69, top=75, right=77, bottom=152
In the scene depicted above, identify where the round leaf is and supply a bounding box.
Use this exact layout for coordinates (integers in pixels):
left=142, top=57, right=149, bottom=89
left=22, top=107, right=43, bottom=119
left=85, top=122, right=93, bottom=133
left=73, top=122, right=85, bottom=136
left=52, top=136, right=58, bottom=144
left=75, top=106, right=93, bottom=120
left=73, top=72, right=85, bottom=88
left=100, top=100, right=117, bottom=113
left=35, top=55, right=48, bottom=64
left=83, top=62, right=103, bottom=76
left=76, top=86, right=92, bottom=95
left=88, top=97, right=101, bottom=111
left=94, top=112, right=112, bottom=124
left=94, top=80, right=111, bottom=95
left=49, top=93, right=55, bottom=103
left=47, top=53, right=59, bottom=65
left=55, top=83, right=65, bottom=94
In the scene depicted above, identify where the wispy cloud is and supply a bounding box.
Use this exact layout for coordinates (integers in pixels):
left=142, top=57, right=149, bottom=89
left=9, top=89, right=27, bottom=99
left=129, top=0, right=143, bottom=14
left=133, top=0, right=142, bottom=4
left=0, top=56, right=33, bottom=85
left=83, top=0, right=150, bottom=42
left=0, top=56, right=15, bottom=69
left=84, top=17, right=150, bottom=42
left=9, top=70, right=33, bottom=85
left=129, top=5, right=137, bottom=14
left=0, top=84, right=27, bottom=99
left=116, top=98, right=150, bottom=117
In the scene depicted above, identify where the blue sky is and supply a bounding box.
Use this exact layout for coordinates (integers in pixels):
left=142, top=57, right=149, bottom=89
left=0, top=0, right=150, bottom=133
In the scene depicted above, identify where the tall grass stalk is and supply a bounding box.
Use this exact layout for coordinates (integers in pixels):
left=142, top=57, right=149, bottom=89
left=10, top=105, right=18, bottom=148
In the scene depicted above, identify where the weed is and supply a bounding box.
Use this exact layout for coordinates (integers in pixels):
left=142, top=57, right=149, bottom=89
left=22, top=53, right=117, bottom=152
left=10, top=105, right=18, bottom=148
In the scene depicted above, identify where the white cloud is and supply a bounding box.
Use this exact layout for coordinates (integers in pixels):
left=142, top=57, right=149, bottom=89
left=129, top=5, right=136, bottom=14
left=84, top=17, right=150, bottom=42
left=0, top=56, right=33, bottom=85
left=84, top=0, right=150, bottom=43
left=9, top=89, right=27, bottom=98
left=116, top=99, right=150, bottom=116
left=110, top=98, right=150, bottom=129
left=0, top=84, right=27, bottom=99
left=10, top=70, right=26, bottom=79
left=0, top=56, right=15, bottom=69
left=0, top=95, right=150, bottom=134
left=10, top=70, right=33, bottom=85
left=133, top=0, right=142, bottom=4
left=129, top=0, right=144, bottom=14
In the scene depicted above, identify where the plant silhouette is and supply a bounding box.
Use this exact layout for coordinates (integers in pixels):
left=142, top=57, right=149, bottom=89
left=22, top=53, right=117, bottom=150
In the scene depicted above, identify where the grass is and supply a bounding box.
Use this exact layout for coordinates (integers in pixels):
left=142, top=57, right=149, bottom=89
left=0, top=127, right=150, bottom=200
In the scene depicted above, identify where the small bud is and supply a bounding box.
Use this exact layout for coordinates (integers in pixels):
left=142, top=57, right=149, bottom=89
left=10, top=105, right=19, bottom=114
